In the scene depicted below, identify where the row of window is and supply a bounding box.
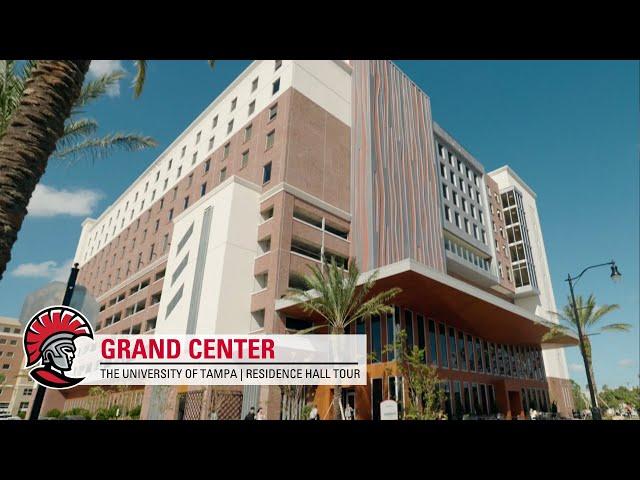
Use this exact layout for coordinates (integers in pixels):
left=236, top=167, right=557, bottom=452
left=444, top=237, right=491, bottom=272
left=84, top=61, right=284, bottom=261
left=353, top=307, right=546, bottom=381
left=0, top=351, right=15, bottom=358
left=0, top=339, right=17, bottom=346
left=1, top=327, right=20, bottom=334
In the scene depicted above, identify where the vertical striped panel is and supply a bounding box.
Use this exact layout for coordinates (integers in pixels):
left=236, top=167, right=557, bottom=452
left=351, top=60, right=446, bottom=272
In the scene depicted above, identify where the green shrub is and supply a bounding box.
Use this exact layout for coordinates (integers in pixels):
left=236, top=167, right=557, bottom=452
left=94, top=405, right=122, bottom=420
left=18, top=411, right=26, bottom=419
left=128, top=405, right=142, bottom=419
left=45, top=408, right=61, bottom=418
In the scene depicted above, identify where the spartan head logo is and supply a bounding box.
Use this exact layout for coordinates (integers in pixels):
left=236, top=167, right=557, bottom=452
left=23, top=306, right=94, bottom=389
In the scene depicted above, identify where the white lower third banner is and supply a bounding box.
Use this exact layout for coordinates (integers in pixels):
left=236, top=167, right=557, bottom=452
left=69, top=335, right=367, bottom=386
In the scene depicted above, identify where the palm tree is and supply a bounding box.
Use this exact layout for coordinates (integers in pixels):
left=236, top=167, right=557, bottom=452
left=543, top=293, right=631, bottom=412
left=1, top=61, right=156, bottom=163
left=0, top=59, right=215, bottom=280
left=287, top=258, right=401, bottom=419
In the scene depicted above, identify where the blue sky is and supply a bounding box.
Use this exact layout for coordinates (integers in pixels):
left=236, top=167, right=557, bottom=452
left=1, top=60, right=637, bottom=389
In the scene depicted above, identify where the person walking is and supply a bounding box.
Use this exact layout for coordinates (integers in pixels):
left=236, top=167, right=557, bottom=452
left=551, top=401, right=558, bottom=419
left=244, top=407, right=256, bottom=420
left=345, top=403, right=354, bottom=421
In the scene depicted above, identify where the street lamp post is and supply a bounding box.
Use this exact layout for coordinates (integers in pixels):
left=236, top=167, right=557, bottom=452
left=28, top=262, right=80, bottom=421
left=566, top=260, right=621, bottom=421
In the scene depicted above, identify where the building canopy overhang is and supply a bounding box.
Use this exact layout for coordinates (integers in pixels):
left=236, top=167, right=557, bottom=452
left=275, top=259, right=578, bottom=348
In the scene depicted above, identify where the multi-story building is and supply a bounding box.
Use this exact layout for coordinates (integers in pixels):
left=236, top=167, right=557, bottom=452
left=43, top=60, right=575, bottom=420
left=0, top=316, right=35, bottom=417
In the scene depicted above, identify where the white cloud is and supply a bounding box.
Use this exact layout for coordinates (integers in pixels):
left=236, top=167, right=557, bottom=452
left=88, top=60, right=124, bottom=97
left=569, top=363, right=585, bottom=372
left=27, top=184, right=103, bottom=218
left=618, top=359, right=634, bottom=368
left=11, top=259, right=73, bottom=281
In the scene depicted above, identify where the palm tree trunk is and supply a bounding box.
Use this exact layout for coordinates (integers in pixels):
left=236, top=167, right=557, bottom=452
left=0, top=60, right=90, bottom=279
left=332, top=325, right=344, bottom=420
left=582, top=337, right=599, bottom=407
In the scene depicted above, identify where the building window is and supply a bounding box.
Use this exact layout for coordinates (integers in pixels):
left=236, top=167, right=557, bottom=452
left=212, top=115, right=218, bottom=128
left=230, top=97, right=237, bottom=112
left=464, top=218, right=470, bottom=234
left=272, top=78, right=280, bottom=95
left=266, top=130, right=275, bottom=150
left=462, top=198, right=467, bottom=213
left=427, top=319, right=438, bottom=365
left=275, top=60, right=282, bottom=71
left=204, top=159, right=211, bottom=172
left=208, top=136, right=215, bottom=151
left=181, top=146, right=186, bottom=158
left=454, top=212, right=460, bottom=228
left=192, top=152, right=197, bottom=165
left=269, top=104, right=278, bottom=121
left=168, top=209, right=174, bottom=221
left=444, top=205, right=451, bottom=222
left=163, top=179, right=168, bottom=190
left=227, top=119, right=234, bottom=134
left=244, top=124, right=252, bottom=142
left=183, top=196, right=189, bottom=210
left=438, top=323, right=448, bottom=368
left=473, top=224, right=479, bottom=240
left=200, top=182, right=207, bottom=197
left=154, top=219, right=160, bottom=232
left=176, top=166, right=182, bottom=179
left=196, top=131, right=201, bottom=144
left=262, top=162, right=272, bottom=184
left=248, top=100, right=255, bottom=116
left=448, top=327, right=458, bottom=369
left=251, top=77, right=259, bottom=92
left=437, top=143, right=444, bottom=157
left=452, top=191, right=458, bottom=206
left=220, top=168, right=227, bottom=182
left=440, top=163, right=446, bottom=178
left=241, top=150, right=249, bottom=169
left=457, top=331, right=468, bottom=370
left=188, top=173, right=193, bottom=188
left=223, top=143, right=230, bottom=159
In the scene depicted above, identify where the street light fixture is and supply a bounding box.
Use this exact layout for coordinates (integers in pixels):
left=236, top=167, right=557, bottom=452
left=610, top=264, right=622, bottom=283
left=566, top=259, right=621, bottom=421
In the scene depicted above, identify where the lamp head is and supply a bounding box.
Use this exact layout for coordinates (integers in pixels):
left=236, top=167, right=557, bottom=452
left=610, top=262, right=622, bottom=283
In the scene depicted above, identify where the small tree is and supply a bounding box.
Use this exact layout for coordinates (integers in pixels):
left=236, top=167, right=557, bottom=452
left=286, top=258, right=401, bottom=420
left=544, top=293, right=631, bottom=413
left=380, top=329, right=443, bottom=420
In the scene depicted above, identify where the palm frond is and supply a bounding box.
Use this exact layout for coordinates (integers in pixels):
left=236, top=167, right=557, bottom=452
left=62, top=118, right=99, bottom=139
left=53, top=133, right=157, bottom=164
left=74, top=70, right=126, bottom=111
left=285, top=258, right=401, bottom=334
left=586, top=303, right=620, bottom=328
left=598, top=323, right=632, bottom=333
left=0, top=60, right=24, bottom=137
left=132, top=60, right=147, bottom=98
left=54, top=118, right=100, bottom=153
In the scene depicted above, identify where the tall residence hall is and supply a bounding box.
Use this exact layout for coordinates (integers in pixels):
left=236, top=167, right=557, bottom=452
left=40, top=60, right=577, bottom=420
